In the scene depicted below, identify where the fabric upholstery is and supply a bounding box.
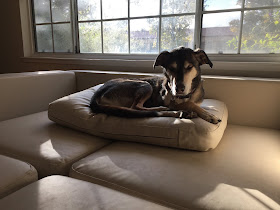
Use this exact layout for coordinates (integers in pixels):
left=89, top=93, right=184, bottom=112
left=0, top=175, right=170, bottom=210
left=70, top=125, right=280, bottom=210
left=49, top=85, right=228, bottom=151
left=0, top=155, right=38, bottom=199
left=0, top=111, right=111, bottom=178
left=0, top=70, right=76, bottom=121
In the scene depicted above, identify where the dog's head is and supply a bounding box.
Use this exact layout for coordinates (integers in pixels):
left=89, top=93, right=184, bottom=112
left=154, top=47, right=213, bottom=97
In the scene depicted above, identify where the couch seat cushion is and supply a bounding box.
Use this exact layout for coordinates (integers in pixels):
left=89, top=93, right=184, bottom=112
left=49, top=85, right=228, bottom=151
left=0, top=111, right=111, bottom=178
left=0, top=175, right=170, bottom=210
left=70, top=125, right=280, bottom=210
left=0, top=155, right=38, bottom=199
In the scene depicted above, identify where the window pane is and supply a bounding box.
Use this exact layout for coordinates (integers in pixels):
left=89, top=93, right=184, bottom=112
left=162, top=0, right=196, bottom=14
left=51, top=0, right=71, bottom=22
left=53, top=23, right=73, bottom=52
left=103, top=20, right=128, bottom=53
left=245, top=0, right=280, bottom=8
left=102, top=0, right=128, bottom=19
left=130, top=0, right=159, bottom=17
left=78, top=0, right=101, bottom=21
left=201, top=12, right=241, bottom=54
left=161, top=15, right=195, bottom=51
left=130, top=18, right=159, bottom=54
left=241, top=9, right=280, bottom=53
left=36, top=25, right=53, bottom=52
left=203, top=0, right=241, bottom=11
left=33, top=0, right=51, bottom=24
left=79, top=22, right=102, bottom=53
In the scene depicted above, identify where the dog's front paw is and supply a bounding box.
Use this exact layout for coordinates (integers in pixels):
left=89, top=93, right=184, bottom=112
left=181, top=111, right=198, bottom=119
left=205, top=113, right=221, bottom=124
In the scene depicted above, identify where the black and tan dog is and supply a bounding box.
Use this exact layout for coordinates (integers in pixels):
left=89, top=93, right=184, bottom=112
left=90, top=47, right=221, bottom=124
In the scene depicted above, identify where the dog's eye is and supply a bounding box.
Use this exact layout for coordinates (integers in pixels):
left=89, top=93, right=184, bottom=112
left=184, top=66, right=193, bottom=71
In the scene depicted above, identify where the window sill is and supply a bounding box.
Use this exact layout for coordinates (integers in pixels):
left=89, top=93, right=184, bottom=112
left=21, top=55, right=280, bottom=79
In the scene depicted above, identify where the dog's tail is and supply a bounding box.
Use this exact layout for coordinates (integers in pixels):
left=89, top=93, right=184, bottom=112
left=89, top=89, right=160, bottom=118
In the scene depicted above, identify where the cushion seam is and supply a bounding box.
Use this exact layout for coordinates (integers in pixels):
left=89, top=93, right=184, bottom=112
left=70, top=166, right=187, bottom=210
left=212, top=102, right=226, bottom=132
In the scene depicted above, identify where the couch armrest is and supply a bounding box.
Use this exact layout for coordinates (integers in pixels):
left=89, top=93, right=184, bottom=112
left=0, top=71, right=76, bottom=121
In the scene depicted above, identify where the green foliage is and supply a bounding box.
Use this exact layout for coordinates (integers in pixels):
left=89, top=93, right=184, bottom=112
left=227, top=36, right=239, bottom=50
left=79, top=23, right=102, bottom=53
left=227, top=5, right=280, bottom=53
left=160, top=15, right=194, bottom=51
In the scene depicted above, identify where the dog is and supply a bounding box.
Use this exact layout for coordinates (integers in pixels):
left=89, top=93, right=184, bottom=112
left=90, top=47, right=221, bottom=124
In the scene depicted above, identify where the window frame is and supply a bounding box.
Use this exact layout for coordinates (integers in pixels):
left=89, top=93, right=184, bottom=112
left=19, top=0, right=280, bottom=78
left=31, top=0, right=280, bottom=55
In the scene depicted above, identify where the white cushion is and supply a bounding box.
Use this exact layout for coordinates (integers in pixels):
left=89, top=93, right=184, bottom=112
left=70, top=125, right=280, bottom=210
left=0, top=175, right=170, bottom=210
left=0, top=111, right=111, bottom=178
left=49, top=85, right=228, bottom=151
left=0, top=155, right=37, bottom=199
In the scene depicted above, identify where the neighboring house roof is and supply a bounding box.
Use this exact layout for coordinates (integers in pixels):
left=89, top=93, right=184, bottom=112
left=130, top=27, right=235, bottom=39
left=202, top=27, right=236, bottom=37
left=131, top=30, right=157, bottom=39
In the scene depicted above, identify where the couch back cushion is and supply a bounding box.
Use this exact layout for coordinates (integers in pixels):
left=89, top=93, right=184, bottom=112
left=0, top=71, right=76, bottom=121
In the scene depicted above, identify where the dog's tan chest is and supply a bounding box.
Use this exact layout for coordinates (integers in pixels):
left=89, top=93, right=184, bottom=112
left=163, top=92, right=189, bottom=109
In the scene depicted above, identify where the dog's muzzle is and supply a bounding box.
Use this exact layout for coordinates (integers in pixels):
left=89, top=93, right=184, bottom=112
left=176, top=92, right=192, bottom=99
left=175, top=87, right=197, bottom=99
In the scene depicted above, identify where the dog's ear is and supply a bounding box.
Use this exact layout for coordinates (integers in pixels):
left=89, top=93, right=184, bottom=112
left=153, top=51, right=170, bottom=69
left=194, top=49, right=213, bottom=68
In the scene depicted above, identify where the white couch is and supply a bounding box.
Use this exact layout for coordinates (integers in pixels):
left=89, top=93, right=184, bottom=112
left=0, top=70, right=279, bottom=210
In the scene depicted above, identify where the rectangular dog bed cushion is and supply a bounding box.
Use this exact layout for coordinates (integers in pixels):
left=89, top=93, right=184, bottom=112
left=48, top=84, right=228, bottom=151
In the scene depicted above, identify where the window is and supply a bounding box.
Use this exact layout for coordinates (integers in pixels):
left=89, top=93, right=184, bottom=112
left=32, top=0, right=280, bottom=55
left=33, top=0, right=73, bottom=52
left=202, top=0, right=280, bottom=54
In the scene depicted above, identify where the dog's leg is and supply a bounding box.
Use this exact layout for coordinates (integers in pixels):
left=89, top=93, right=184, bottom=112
left=176, top=101, right=221, bottom=124
left=182, top=111, right=198, bottom=119
left=131, top=85, right=169, bottom=111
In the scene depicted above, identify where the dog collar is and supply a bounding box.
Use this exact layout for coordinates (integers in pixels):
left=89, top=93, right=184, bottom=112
left=175, top=87, right=196, bottom=99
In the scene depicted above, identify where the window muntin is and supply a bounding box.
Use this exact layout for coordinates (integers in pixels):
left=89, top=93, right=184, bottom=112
left=32, top=0, right=280, bottom=55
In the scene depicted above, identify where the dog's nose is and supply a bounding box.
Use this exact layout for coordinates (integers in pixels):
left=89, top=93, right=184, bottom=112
left=176, top=85, right=185, bottom=93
